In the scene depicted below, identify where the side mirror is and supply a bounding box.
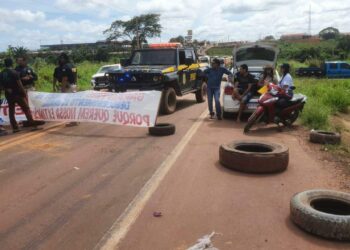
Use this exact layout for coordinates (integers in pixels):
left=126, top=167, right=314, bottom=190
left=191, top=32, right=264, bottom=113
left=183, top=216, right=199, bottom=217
left=185, top=58, right=194, bottom=66
left=120, top=59, right=130, bottom=67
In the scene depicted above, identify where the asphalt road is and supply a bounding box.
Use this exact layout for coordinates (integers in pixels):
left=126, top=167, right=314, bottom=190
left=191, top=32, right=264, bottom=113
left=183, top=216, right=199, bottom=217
left=0, top=95, right=207, bottom=250
left=1, top=92, right=349, bottom=250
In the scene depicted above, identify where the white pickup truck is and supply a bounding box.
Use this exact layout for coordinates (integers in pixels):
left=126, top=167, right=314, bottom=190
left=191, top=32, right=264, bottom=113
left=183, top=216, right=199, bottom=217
left=222, top=43, right=280, bottom=119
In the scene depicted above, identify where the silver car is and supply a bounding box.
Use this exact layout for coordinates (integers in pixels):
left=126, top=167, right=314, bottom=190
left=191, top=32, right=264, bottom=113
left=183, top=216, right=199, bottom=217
left=222, top=43, right=280, bottom=118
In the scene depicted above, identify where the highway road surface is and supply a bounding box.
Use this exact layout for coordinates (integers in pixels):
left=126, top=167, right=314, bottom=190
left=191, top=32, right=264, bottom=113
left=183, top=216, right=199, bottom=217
left=0, top=94, right=349, bottom=250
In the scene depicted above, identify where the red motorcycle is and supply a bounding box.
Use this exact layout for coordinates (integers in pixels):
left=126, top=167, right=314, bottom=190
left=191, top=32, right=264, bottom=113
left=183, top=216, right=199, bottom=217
left=244, top=83, right=307, bottom=133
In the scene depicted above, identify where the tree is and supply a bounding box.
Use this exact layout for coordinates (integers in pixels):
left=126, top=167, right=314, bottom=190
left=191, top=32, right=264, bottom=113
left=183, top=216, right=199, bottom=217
left=336, top=35, right=350, bottom=58
left=169, top=35, right=185, bottom=44
left=104, top=14, right=162, bottom=49
left=7, top=46, right=28, bottom=58
left=319, top=27, right=340, bottom=40
left=264, top=35, right=275, bottom=41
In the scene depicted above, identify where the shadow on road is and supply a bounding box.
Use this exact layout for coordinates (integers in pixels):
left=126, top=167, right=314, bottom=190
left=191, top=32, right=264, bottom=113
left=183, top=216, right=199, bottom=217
left=48, top=130, right=149, bottom=139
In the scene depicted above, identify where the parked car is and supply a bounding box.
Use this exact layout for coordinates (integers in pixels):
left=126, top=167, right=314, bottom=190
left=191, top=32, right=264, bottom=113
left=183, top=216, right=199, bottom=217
left=295, top=61, right=350, bottom=78
left=91, top=64, right=122, bottom=90
left=106, top=43, right=208, bottom=114
left=222, top=43, right=280, bottom=118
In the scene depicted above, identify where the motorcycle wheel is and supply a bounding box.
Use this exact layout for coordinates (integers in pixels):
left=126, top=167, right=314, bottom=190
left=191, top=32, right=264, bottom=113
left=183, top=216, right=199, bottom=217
left=244, top=110, right=264, bottom=133
left=283, top=110, right=299, bottom=127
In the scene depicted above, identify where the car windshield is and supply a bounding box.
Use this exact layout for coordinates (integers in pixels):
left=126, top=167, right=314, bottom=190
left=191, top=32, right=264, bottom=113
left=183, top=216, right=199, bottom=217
left=236, top=47, right=275, bottom=62
left=98, top=66, right=120, bottom=73
left=131, top=50, right=176, bottom=65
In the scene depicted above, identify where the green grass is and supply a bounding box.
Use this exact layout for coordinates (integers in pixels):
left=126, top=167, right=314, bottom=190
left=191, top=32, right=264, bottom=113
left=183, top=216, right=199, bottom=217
left=295, top=78, right=350, bottom=130
left=206, top=47, right=233, bottom=56
left=32, top=61, right=106, bottom=92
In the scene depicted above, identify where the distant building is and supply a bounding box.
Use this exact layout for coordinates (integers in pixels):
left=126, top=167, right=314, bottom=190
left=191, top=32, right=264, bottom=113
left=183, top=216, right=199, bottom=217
left=40, top=40, right=131, bottom=51
left=280, top=33, right=320, bottom=43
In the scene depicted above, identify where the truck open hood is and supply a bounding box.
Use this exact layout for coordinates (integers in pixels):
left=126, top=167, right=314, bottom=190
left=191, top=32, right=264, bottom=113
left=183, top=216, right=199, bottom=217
left=233, top=43, right=279, bottom=69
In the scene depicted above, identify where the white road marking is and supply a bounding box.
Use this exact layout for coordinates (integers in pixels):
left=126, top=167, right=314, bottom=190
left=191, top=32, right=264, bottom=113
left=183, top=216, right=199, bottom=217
left=94, top=109, right=208, bottom=250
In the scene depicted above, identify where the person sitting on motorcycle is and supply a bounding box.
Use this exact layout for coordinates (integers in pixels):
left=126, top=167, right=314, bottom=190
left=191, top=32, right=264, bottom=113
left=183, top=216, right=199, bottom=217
left=232, top=64, right=257, bottom=122
left=275, top=63, right=294, bottom=117
left=258, top=65, right=277, bottom=88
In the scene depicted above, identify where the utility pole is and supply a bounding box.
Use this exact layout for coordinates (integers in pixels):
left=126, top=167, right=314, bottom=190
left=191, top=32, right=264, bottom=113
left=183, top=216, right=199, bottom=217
left=308, top=5, right=312, bottom=35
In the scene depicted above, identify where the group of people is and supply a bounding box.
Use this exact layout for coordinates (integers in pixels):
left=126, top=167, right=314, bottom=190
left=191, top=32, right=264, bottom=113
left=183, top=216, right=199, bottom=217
left=0, top=53, right=78, bottom=135
left=204, top=58, right=294, bottom=122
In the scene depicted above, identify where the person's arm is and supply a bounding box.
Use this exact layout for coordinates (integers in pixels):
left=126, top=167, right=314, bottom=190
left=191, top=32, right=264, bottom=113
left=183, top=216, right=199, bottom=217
left=242, top=83, right=252, bottom=97
left=14, top=75, right=26, bottom=97
left=31, top=69, right=38, bottom=82
left=53, top=77, right=58, bottom=92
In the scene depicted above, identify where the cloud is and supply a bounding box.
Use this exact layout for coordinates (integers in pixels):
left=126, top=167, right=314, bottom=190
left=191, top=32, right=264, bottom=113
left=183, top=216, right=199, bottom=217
left=0, top=8, right=46, bottom=23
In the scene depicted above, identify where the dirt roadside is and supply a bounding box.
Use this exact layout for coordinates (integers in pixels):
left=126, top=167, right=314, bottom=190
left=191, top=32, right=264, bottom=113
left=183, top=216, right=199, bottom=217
left=117, top=119, right=350, bottom=250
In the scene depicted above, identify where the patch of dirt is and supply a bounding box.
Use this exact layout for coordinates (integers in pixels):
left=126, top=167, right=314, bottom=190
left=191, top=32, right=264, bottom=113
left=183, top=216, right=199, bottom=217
left=287, top=124, right=350, bottom=191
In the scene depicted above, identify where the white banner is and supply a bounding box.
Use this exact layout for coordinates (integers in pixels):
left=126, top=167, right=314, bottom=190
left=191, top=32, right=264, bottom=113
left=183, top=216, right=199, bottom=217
left=28, top=90, right=161, bottom=127
left=0, top=99, right=27, bottom=125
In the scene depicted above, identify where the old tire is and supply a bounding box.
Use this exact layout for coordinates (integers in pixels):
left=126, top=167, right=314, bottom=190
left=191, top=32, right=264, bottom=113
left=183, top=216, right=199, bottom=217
left=195, top=82, right=207, bottom=103
left=290, top=189, right=350, bottom=241
left=148, top=123, right=175, bottom=136
left=160, top=88, right=177, bottom=114
left=219, top=140, right=289, bottom=173
left=310, top=130, right=341, bottom=145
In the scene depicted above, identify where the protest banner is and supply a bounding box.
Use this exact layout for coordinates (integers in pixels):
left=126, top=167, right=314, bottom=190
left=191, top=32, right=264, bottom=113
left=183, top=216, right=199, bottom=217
left=28, top=90, right=161, bottom=127
left=0, top=99, right=27, bottom=125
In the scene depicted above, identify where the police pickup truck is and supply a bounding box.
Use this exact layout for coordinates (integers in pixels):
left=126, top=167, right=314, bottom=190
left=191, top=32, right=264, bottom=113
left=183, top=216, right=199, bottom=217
left=106, top=43, right=208, bottom=114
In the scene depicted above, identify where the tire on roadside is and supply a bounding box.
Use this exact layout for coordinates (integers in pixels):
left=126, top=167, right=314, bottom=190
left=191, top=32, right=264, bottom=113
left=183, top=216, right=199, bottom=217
left=148, top=123, right=175, bottom=136
left=219, top=140, right=289, bottom=173
left=309, top=130, right=341, bottom=145
left=160, top=87, right=177, bottom=114
left=195, top=82, right=207, bottom=103
left=290, top=189, right=350, bottom=241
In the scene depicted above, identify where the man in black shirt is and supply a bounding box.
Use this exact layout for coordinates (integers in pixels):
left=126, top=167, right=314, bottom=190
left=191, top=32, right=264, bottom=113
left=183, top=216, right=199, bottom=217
left=53, top=53, right=77, bottom=93
left=15, top=56, right=38, bottom=92
left=1, top=58, right=44, bottom=132
left=232, top=64, right=257, bottom=122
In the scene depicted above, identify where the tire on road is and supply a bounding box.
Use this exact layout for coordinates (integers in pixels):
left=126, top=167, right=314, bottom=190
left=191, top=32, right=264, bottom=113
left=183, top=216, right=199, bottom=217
left=219, top=140, right=289, bottom=173
left=160, top=88, right=177, bottom=114
left=195, top=82, right=207, bottom=103
left=309, top=130, right=341, bottom=145
left=290, top=189, right=350, bottom=241
left=148, top=123, right=175, bottom=136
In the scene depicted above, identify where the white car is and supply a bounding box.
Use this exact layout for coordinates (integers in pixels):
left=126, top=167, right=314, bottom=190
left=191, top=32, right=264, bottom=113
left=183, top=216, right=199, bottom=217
left=222, top=43, right=280, bottom=118
left=91, top=64, right=122, bottom=91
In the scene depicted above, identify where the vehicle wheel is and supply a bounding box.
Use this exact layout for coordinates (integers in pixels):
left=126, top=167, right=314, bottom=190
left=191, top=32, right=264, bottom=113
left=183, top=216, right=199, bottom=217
left=290, top=189, right=350, bottom=241
left=219, top=140, right=289, bottom=173
left=148, top=123, right=175, bottom=136
left=244, top=110, right=263, bottom=133
left=309, top=130, right=341, bottom=145
left=195, top=82, right=207, bottom=103
left=160, top=88, right=177, bottom=114
left=283, top=110, right=299, bottom=127
left=93, top=88, right=100, bottom=91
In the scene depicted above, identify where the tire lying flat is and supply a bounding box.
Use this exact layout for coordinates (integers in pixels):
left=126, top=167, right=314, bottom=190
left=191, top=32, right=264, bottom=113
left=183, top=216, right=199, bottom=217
left=290, top=189, right=350, bottom=241
left=219, top=140, right=289, bottom=173
left=310, top=130, right=341, bottom=145
left=148, top=123, right=175, bottom=136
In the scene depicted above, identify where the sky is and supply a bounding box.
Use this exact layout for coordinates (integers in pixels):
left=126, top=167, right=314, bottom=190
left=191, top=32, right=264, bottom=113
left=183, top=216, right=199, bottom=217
left=0, top=0, right=350, bottom=51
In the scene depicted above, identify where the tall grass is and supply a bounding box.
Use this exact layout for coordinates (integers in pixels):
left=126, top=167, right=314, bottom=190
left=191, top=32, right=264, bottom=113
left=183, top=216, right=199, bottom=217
left=32, top=61, right=106, bottom=92
left=295, top=78, right=350, bottom=129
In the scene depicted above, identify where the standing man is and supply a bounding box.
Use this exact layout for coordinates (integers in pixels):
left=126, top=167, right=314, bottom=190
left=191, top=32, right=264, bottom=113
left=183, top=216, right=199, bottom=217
left=53, top=53, right=77, bottom=93
left=53, top=53, right=78, bottom=126
left=0, top=79, right=8, bottom=136
left=232, top=64, right=257, bottom=122
left=15, top=56, right=38, bottom=92
left=204, top=58, right=233, bottom=120
left=1, top=58, right=44, bottom=133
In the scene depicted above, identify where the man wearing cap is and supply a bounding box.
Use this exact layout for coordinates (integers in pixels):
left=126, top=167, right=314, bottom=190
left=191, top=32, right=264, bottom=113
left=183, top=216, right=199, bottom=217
left=204, top=58, right=233, bottom=120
